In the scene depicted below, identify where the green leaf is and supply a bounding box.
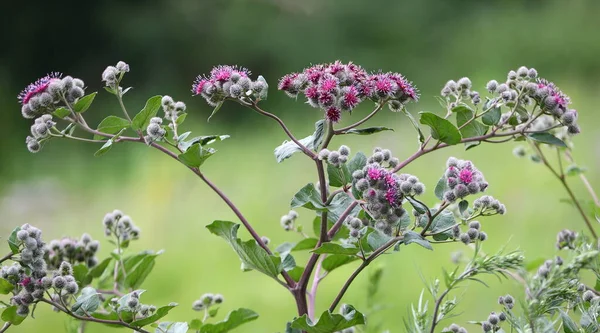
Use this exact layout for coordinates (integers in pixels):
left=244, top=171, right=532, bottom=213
left=341, top=127, right=394, bottom=135
left=175, top=113, right=187, bottom=126
left=322, top=255, right=359, bottom=272
left=206, top=221, right=282, bottom=279
left=428, top=211, right=456, bottom=240
left=94, top=116, right=130, bottom=140
left=291, top=183, right=326, bottom=212
left=116, top=290, right=146, bottom=314
left=130, top=303, right=178, bottom=326
left=458, top=200, right=468, bottom=215
left=1, top=306, right=26, bottom=325
left=178, top=135, right=230, bottom=152
left=312, top=243, right=358, bottom=255
left=71, top=287, right=101, bottom=316
left=7, top=227, right=20, bottom=254
left=291, top=305, right=366, bottom=333
left=132, top=95, right=162, bottom=131
left=293, top=238, right=318, bottom=252
left=419, top=112, right=462, bottom=145
left=455, top=106, right=488, bottom=139
left=403, top=231, right=432, bottom=250
left=346, top=152, right=367, bottom=175
left=327, top=164, right=351, bottom=188
left=287, top=266, right=304, bottom=282
left=73, top=92, right=97, bottom=113
left=406, top=197, right=429, bottom=215
left=0, top=279, right=14, bottom=295
left=156, top=322, right=189, bottom=333
left=72, top=264, right=91, bottom=286
left=327, top=192, right=362, bottom=223
left=281, top=253, right=296, bottom=271
left=482, top=106, right=501, bottom=126
left=565, top=164, right=586, bottom=177
left=402, top=109, right=425, bottom=143
left=199, top=308, right=259, bottom=333
left=189, top=319, right=202, bottom=330
left=125, top=252, right=161, bottom=289
left=53, top=107, right=71, bottom=119
left=207, top=100, right=224, bottom=122
left=87, top=257, right=112, bottom=279
left=274, top=120, right=325, bottom=163
left=312, top=217, right=350, bottom=241
left=94, top=139, right=113, bottom=157
left=560, top=310, right=579, bottom=333
left=434, top=176, right=448, bottom=201
left=178, top=144, right=216, bottom=168
left=367, top=230, right=392, bottom=251
left=528, top=133, right=567, bottom=147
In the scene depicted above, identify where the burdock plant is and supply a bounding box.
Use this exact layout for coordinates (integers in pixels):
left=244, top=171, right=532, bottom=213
left=1, top=60, right=597, bottom=332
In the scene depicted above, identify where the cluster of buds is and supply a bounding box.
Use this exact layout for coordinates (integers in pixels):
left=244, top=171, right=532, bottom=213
left=454, top=221, right=487, bottom=244
left=19, top=73, right=85, bottom=119
left=480, top=311, right=507, bottom=333
left=192, top=65, right=268, bottom=107
left=192, top=293, right=224, bottom=311
left=112, top=291, right=157, bottom=318
left=535, top=256, right=563, bottom=279
left=353, top=148, right=423, bottom=235
left=16, top=224, right=47, bottom=278
left=44, top=233, right=100, bottom=270
left=146, top=117, right=166, bottom=141
left=556, top=229, right=578, bottom=250
left=103, top=210, right=141, bottom=243
left=278, top=61, right=418, bottom=122
left=442, top=323, right=468, bottom=333
left=26, top=115, right=56, bottom=153
left=443, top=157, right=488, bottom=202
left=344, top=216, right=368, bottom=239
left=50, top=261, right=79, bottom=295
left=472, top=195, right=506, bottom=215
left=583, top=290, right=600, bottom=303
left=101, top=61, right=130, bottom=89
left=280, top=210, right=299, bottom=231
left=441, top=77, right=481, bottom=105
left=318, top=145, right=351, bottom=167
left=161, top=95, right=187, bottom=124
left=497, top=294, right=515, bottom=310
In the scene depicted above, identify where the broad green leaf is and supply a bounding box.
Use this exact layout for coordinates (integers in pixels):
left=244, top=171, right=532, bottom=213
left=199, top=308, right=259, bottom=333
left=116, top=252, right=162, bottom=286
left=125, top=252, right=161, bottom=289
left=130, top=303, right=178, bottom=326
left=403, top=231, right=432, bottom=250
left=406, top=197, right=429, bottom=215
left=132, top=95, right=162, bottom=131
left=482, top=106, right=501, bottom=125
left=1, top=306, right=26, bottom=325
left=560, top=310, right=579, bottom=333
left=72, top=264, right=90, bottom=286
left=428, top=210, right=456, bottom=240
left=7, top=227, right=20, bottom=254
left=434, top=176, right=448, bottom=201
left=346, top=152, right=367, bottom=175
left=419, top=112, right=462, bottom=145
left=327, top=192, right=362, bottom=223
left=341, top=127, right=394, bottom=135
left=287, top=266, right=304, bottom=282
left=94, top=116, right=130, bottom=140
left=402, top=109, right=425, bottom=143
left=87, top=257, right=112, bottom=279
left=175, top=113, right=187, bottom=126
left=94, top=139, right=113, bottom=157
left=367, top=230, right=392, bottom=251
left=528, top=133, right=567, bottom=147
left=73, top=92, right=97, bottom=113
left=291, top=305, right=366, bottom=333
left=0, top=279, right=14, bottom=294
left=274, top=120, right=325, bottom=163
left=322, top=255, right=359, bottom=272
left=312, top=243, right=358, bottom=255
left=156, top=322, right=189, bottom=333
left=458, top=200, right=469, bottom=215
left=206, top=221, right=282, bottom=279
left=178, top=144, right=216, bottom=168
left=565, top=164, right=586, bottom=177
left=455, top=107, right=488, bottom=139
left=281, top=253, right=296, bottom=271
left=189, top=319, right=203, bottom=330
left=293, top=238, right=318, bottom=252
left=291, top=183, right=326, bottom=211
left=327, top=164, right=351, bottom=188
left=53, top=107, right=70, bottom=119
left=117, top=290, right=146, bottom=313
left=398, top=212, right=412, bottom=230
left=178, top=135, right=230, bottom=152
left=71, top=287, right=100, bottom=315
left=207, top=101, right=224, bottom=122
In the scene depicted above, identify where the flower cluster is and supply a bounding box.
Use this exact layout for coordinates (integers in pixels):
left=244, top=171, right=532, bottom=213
left=472, top=195, right=506, bottom=215
left=555, top=229, right=577, bottom=250
left=278, top=61, right=418, bottom=122
left=19, top=73, right=85, bottom=118
left=192, top=65, right=268, bottom=106
left=146, top=117, right=166, bottom=141
left=280, top=210, right=299, bottom=231
left=480, top=310, right=507, bottom=333
left=443, top=157, right=488, bottom=202
left=353, top=148, right=423, bottom=235
left=318, top=145, right=351, bottom=167
left=456, top=221, right=487, bottom=245
left=102, top=61, right=130, bottom=88
left=441, top=323, right=469, bottom=333
left=16, top=224, right=47, bottom=278
left=345, top=216, right=368, bottom=239
left=535, top=256, right=563, bottom=279
left=103, top=210, right=141, bottom=243
left=161, top=95, right=187, bottom=124
left=192, top=293, right=224, bottom=311
left=497, top=294, right=515, bottom=309
left=111, top=291, right=157, bottom=318
left=44, top=233, right=100, bottom=270
left=25, top=114, right=57, bottom=153
left=440, top=77, right=481, bottom=106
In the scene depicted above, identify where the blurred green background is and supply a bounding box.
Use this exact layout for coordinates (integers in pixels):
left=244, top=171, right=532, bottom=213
left=1, top=0, right=599, bottom=332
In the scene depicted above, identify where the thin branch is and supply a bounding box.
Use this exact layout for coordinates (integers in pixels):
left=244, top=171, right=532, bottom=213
left=307, top=255, right=326, bottom=321
left=334, top=102, right=385, bottom=134
left=564, top=150, right=600, bottom=207
left=327, top=201, right=359, bottom=240
left=0, top=322, right=11, bottom=333
left=0, top=252, right=13, bottom=265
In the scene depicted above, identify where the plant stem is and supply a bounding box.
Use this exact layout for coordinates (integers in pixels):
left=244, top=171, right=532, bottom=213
left=0, top=253, right=12, bottom=265
left=327, top=201, right=358, bottom=240
left=564, top=150, right=600, bottom=207
left=0, top=323, right=11, bottom=333
left=321, top=120, right=335, bottom=149
left=39, top=299, right=150, bottom=333
left=334, top=102, right=385, bottom=134
left=307, top=255, right=326, bottom=320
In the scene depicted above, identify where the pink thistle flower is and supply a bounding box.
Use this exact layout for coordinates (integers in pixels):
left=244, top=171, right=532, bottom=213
left=18, top=72, right=62, bottom=105
left=278, top=73, right=298, bottom=91
left=319, top=76, right=339, bottom=93
left=210, top=65, right=250, bottom=82
left=20, top=277, right=32, bottom=287
left=326, top=106, right=341, bottom=122
left=341, top=86, right=360, bottom=110
left=304, top=86, right=319, bottom=99
left=191, top=76, right=211, bottom=96
left=367, top=167, right=382, bottom=180
left=459, top=169, right=473, bottom=184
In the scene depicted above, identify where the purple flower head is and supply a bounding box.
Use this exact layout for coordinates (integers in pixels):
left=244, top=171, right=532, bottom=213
left=191, top=76, right=213, bottom=96
left=367, top=167, right=383, bottom=180
left=443, top=157, right=487, bottom=201
left=18, top=72, right=62, bottom=105
left=459, top=169, right=473, bottom=184
left=326, top=106, right=341, bottom=123
left=210, top=65, right=250, bottom=82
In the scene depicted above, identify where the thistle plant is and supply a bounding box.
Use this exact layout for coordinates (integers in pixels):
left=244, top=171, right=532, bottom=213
left=1, top=60, right=597, bottom=333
